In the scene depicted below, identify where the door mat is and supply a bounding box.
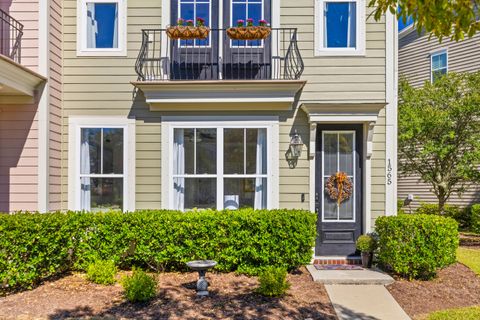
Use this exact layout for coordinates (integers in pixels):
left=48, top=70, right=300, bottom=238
left=314, top=264, right=364, bottom=270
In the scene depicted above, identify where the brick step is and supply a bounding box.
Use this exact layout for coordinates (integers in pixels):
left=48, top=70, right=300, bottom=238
left=313, top=257, right=362, bottom=265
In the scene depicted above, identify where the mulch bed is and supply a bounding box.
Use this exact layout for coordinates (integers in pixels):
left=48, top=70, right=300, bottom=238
left=0, top=267, right=336, bottom=320
left=387, top=263, right=480, bottom=319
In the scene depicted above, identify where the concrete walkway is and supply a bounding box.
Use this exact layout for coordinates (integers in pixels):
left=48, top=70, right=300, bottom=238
left=326, top=285, right=411, bottom=320
left=306, top=265, right=410, bottom=320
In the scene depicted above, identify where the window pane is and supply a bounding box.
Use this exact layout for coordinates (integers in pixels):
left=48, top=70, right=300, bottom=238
left=81, top=128, right=101, bottom=174
left=86, top=3, right=118, bottom=49
left=196, top=128, right=216, bottom=174
left=339, top=133, right=354, bottom=175
left=224, top=128, right=244, bottom=174
left=323, top=133, right=337, bottom=176
left=184, top=178, right=216, bottom=209
left=432, top=53, right=447, bottom=70
left=88, top=177, right=123, bottom=211
left=232, top=3, right=246, bottom=24
left=248, top=3, right=262, bottom=22
left=323, top=177, right=337, bottom=220
left=180, top=2, right=194, bottom=21
left=339, top=184, right=354, bottom=220
left=246, top=128, right=267, bottom=174
left=324, top=2, right=356, bottom=48
left=102, top=128, right=123, bottom=174
left=432, top=69, right=447, bottom=82
left=174, top=128, right=194, bottom=174
left=224, top=177, right=267, bottom=209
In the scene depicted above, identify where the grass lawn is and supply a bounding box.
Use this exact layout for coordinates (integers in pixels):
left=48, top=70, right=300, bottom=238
left=423, top=306, right=480, bottom=320
left=457, top=247, right=480, bottom=275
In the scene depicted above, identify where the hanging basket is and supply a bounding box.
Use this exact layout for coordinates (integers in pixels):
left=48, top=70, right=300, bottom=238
left=166, top=26, right=210, bottom=40
left=226, top=26, right=271, bottom=40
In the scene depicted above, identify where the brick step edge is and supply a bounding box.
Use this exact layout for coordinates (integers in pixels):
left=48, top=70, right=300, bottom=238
left=313, top=258, right=362, bottom=265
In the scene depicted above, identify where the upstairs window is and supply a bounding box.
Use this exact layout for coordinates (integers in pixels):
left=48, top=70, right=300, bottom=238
left=315, top=0, right=365, bottom=56
left=178, top=0, right=211, bottom=46
left=431, top=50, right=448, bottom=83
left=77, top=0, right=127, bottom=56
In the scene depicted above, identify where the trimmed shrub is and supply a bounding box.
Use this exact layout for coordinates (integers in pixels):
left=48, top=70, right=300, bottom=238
left=256, top=266, right=290, bottom=297
left=471, top=204, right=480, bottom=234
left=356, top=234, right=377, bottom=252
left=415, top=203, right=471, bottom=230
left=86, top=260, right=117, bottom=285
left=375, top=214, right=459, bottom=279
left=122, top=268, right=157, bottom=303
left=0, top=209, right=316, bottom=293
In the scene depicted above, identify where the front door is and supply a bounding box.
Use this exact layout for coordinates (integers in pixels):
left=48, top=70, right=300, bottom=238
left=315, top=124, right=363, bottom=256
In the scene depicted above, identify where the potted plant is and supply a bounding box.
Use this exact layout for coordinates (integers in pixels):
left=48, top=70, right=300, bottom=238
left=166, top=17, right=210, bottom=40
left=356, top=234, right=377, bottom=268
left=226, top=18, right=271, bottom=40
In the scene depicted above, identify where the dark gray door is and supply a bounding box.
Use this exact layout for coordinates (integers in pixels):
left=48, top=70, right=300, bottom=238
left=315, top=124, right=363, bottom=256
left=222, top=0, right=271, bottom=79
left=170, top=0, right=220, bottom=80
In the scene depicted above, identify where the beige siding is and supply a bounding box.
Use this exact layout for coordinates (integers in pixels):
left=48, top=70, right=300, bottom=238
left=61, top=0, right=388, bottom=219
left=49, top=0, right=63, bottom=210
left=398, top=30, right=480, bottom=208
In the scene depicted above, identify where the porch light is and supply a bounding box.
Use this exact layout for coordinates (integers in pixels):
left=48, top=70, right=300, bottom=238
left=289, top=130, right=303, bottom=158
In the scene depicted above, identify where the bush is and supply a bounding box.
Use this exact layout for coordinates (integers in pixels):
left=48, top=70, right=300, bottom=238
left=0, top=209, right=316, bottom=293
left=86, top=260, right=117, bottom=285
left=415, top=203, right=471, bottom=230
left=356, top=234, right=377, bottom=252
left=375, top=214, right=459, bottom=279
left=122, top=268, right=157, bottom=303
left=471, top=204, right=480, bottom=234
left=256, top=266, right=290, bottom=297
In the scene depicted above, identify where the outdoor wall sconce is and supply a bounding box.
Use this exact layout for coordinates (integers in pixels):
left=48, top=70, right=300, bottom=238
left=289, top=130, right=303, bottom=158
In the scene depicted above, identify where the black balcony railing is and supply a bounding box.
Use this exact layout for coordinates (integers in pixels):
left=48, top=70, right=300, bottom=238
left=135, top=28, right=304, bottom=81
left=0, top=9, right=23, bottom=63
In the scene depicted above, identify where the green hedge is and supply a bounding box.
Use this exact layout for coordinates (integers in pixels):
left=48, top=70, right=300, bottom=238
left=375, top=214, right=459, bottom=279
left=0, top=209, right=316, bottom=293
left=471, top=204, right=480, bottom=234
left=415, top=203, right=477, bottom=231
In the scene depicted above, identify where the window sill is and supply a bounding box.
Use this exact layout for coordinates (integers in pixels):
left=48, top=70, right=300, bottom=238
left=314, top=49, right=366, bottom=57
left=76, top=49, right=127, bottom=57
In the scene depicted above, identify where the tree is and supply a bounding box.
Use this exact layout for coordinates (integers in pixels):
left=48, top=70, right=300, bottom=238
left=368, top=0, right=480, bottom=40
left=398, top=72, right=480, bottom=212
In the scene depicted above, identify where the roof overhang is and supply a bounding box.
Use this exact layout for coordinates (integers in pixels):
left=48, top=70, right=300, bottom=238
left=0, top=54, right=46, bottom=104
left=131, top=80, right=306, bottom=111
left=301, top=102, right=386, bottom=159
left=301, top=103, right=386, bottom=123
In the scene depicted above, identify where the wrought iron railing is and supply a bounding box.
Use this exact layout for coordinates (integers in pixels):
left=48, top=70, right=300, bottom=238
left=135, top=28, right=304, bottom=81
left=0, top=9, right=23, bottom=63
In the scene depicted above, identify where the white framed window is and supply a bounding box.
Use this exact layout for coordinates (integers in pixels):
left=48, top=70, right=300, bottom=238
left=431, top=50, right=448, bottom=83
left=162, top=118, right=279, bottom=210
left=314, top=0, right=365, bottom=56
left=321, top=131, right=356, bottom=222
left=230, top=0, right=264, bottom=47
left=77, top=0, right=127, bottom=56
left=68, top=117, right=135, bottom=212
left=178, top=0, right=212, bottom=47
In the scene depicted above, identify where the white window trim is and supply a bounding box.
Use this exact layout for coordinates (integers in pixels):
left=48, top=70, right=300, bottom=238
left=314, top=0, right=366, bottom=56
left=76, top=0, right=128, bottom=57
left=68, top=116, right=136, bottom=212
left=321, top=130, right=356, bottom=223
left=430, top=49, right=448, bottom=83
left=161, top=116, right=279, bottom=210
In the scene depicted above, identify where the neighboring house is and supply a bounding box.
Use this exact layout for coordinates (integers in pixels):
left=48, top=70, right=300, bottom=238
left=398, top=26, right=480, bottom=209
left=0, top=0, right=398, bottom=258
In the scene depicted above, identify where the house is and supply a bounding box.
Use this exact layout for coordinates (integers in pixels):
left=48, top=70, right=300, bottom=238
left=398, top=26, right=480, bottom=209
left=0, top=0, right=398, bottom=259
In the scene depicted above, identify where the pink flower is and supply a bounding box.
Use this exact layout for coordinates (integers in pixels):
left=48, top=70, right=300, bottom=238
left=236, top=19, right=245, bottom=27
left=247, top=18, right=254, bottom=26
left=177, top=18, right=185, bottom=26
left=259, top=19, right=269, bottom=26
left=196, top=17, right=205, bottom=26
left=186, top=19, right=194, bottom=26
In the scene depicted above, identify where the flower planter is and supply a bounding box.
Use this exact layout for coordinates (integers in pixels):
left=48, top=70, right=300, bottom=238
left=226, top=26, right=271, bottom=40
left=166, top=26, right=210, bottom=40
left=361, top=251, right=373, bottom=268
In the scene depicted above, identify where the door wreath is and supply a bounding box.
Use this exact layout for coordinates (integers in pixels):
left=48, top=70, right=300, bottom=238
left=325, top=172, right=353, bottom=206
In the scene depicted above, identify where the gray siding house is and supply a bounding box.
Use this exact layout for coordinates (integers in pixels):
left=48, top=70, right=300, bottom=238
left=398, top=26, right=480, bottom=208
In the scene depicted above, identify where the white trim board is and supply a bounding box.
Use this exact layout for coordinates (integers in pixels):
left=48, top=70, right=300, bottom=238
left=68, top=116, right=136, bottom=212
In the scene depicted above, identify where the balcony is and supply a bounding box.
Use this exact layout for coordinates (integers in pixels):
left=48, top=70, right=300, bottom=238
left=132, top=28, right=306, bottom=111
left=0, top=9, right=45, bottom=104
